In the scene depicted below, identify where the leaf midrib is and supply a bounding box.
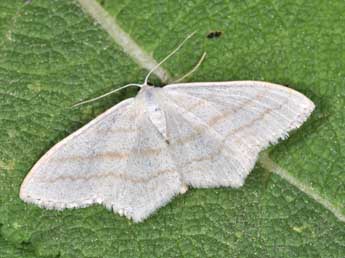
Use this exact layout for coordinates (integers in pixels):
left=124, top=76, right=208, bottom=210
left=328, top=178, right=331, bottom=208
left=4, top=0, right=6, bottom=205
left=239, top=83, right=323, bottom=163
left=59, top=0, right=345, bottom=224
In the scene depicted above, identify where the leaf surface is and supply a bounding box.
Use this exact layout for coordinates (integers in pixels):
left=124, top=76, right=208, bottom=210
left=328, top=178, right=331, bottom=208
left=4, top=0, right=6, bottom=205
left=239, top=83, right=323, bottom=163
left=0, top=0, right=344, bottom=257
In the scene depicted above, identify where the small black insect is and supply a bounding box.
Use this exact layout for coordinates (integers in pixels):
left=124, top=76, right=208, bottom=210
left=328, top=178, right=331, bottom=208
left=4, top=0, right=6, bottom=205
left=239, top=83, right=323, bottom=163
left=207, top=31, right=222, bottom=39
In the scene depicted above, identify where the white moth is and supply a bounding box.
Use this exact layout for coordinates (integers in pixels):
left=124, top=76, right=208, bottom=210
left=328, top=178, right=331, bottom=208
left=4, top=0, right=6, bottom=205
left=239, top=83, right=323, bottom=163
left=20, top=35, right=315, bottom=222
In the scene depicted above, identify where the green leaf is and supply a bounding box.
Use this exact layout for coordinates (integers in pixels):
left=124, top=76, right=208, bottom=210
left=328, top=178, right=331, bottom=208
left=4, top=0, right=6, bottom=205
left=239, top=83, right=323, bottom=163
left=1, top=0, right=344, bottom=257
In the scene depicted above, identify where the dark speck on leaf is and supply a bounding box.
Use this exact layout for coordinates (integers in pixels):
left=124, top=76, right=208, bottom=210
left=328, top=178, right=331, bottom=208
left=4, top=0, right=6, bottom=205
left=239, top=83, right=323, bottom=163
left=207, top=31, right=222, bottom=39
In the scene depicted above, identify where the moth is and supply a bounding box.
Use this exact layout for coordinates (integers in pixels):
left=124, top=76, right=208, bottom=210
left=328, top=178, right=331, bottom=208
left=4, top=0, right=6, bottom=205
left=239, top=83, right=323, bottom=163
left=20, top=34, right=314, bottom=222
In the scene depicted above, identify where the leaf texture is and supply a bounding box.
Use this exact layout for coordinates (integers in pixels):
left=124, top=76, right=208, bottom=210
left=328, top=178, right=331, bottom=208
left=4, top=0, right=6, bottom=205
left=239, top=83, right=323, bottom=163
left=0, top=0, right=344, bottom=257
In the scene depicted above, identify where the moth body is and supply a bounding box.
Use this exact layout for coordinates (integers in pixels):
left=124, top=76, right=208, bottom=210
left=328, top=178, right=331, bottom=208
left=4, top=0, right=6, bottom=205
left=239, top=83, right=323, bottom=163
left=139, top=85, right=169, bottom=143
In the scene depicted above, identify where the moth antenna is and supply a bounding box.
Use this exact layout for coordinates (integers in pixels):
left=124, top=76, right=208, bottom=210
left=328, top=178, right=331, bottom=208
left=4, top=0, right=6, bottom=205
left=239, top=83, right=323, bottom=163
left=71, top=83, right=142, bottom=108
left=73, top=32, right=198, bottom=108
left=143, top=31, right=197, bottom=85
left=173, top=52, right=207, bottom=83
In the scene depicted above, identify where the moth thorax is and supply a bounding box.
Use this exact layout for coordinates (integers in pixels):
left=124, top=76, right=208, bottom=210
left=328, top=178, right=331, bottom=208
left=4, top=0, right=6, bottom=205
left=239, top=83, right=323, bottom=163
left=144, top=89, right=168, bottom=142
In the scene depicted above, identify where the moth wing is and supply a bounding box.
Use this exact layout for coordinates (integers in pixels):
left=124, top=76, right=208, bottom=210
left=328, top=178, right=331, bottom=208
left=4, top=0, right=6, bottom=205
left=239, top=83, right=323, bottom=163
left=162, top=81, right=314, bottom=187
left=20, top=97, right=182, bottom=222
